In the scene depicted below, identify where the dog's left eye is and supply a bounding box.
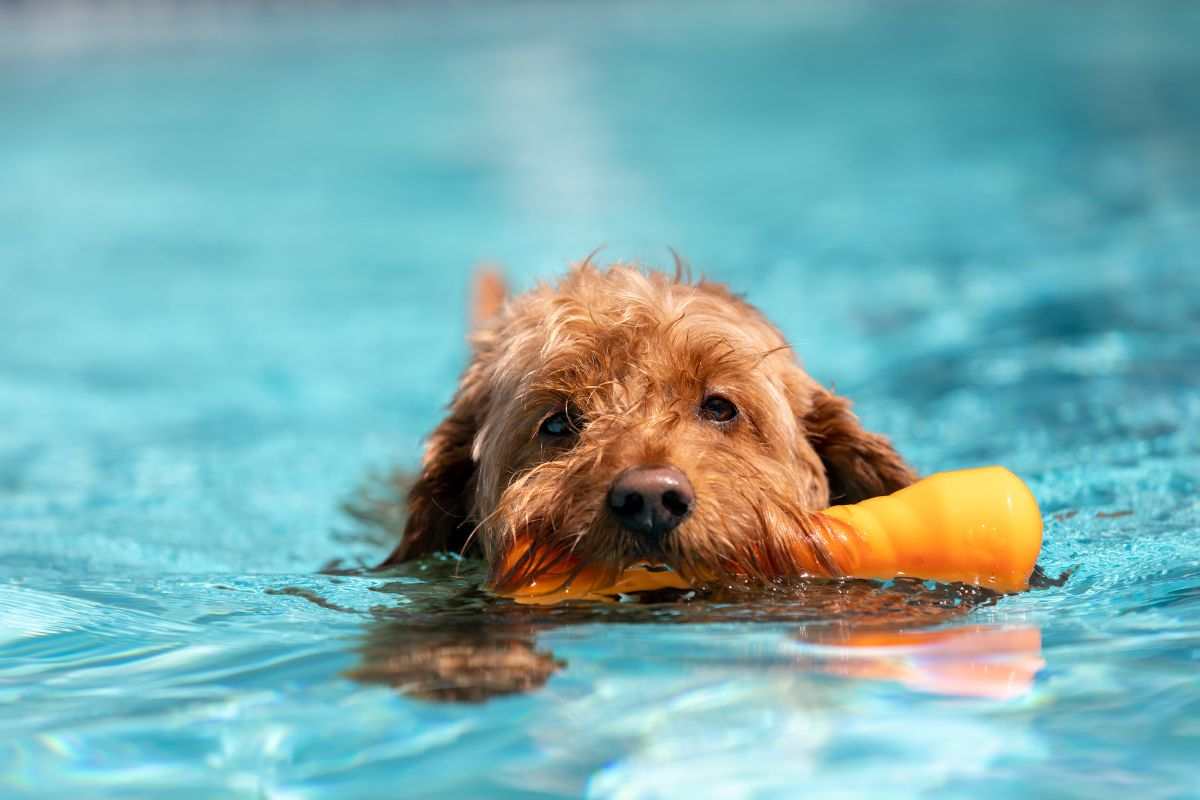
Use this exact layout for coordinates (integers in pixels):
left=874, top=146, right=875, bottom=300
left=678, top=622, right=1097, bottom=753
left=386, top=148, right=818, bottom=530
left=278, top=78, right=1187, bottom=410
left=539, top=410, right=581, bottom=438
left=700, top=394, right=738, bottom=423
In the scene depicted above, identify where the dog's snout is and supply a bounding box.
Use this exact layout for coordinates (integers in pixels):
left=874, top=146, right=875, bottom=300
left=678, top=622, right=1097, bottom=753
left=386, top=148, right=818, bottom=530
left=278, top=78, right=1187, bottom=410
left=607, top=465, right=694, bottom=539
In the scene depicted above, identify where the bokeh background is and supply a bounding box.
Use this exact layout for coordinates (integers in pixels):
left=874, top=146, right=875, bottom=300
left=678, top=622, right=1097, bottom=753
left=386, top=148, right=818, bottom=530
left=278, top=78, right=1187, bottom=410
left=2, top=2, right=1198, bottom=797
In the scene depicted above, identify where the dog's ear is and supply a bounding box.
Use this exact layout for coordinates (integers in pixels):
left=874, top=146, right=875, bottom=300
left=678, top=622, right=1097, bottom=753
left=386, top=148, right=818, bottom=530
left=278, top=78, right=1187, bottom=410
left=379, top=270, right=505, bottom=567
left=804, top=390, right=916, bottom=505
left=378, top=358, right=489, bottom=566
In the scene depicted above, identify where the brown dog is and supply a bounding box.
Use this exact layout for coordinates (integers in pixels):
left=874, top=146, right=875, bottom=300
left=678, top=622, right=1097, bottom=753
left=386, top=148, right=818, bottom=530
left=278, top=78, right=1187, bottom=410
left=380, top=261, right=916, bottom=591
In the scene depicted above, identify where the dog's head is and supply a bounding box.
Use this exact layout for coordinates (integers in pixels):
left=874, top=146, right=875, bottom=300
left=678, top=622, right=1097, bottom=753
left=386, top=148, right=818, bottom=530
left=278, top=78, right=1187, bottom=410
left=393, top=264, right=914, bottom=588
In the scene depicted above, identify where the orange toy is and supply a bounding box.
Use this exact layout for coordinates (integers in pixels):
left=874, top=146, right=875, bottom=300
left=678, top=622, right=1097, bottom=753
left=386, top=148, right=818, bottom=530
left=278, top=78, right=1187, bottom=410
left=495, top=466, right=1044, bottom=604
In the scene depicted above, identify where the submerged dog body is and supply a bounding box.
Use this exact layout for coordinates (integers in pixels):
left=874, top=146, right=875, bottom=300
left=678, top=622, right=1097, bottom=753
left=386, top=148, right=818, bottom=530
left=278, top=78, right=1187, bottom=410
left=382, top=263, right=915, bottom=590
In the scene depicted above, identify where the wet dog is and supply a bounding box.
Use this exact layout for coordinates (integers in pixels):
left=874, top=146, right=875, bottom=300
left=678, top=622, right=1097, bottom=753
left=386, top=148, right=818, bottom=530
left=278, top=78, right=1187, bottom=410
left=378, top=260, right=916, bottom=590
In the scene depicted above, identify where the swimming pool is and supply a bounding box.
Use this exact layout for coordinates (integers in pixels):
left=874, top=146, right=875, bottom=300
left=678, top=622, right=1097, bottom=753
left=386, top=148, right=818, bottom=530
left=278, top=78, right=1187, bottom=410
left=2, top=2, right=1198, bottom=797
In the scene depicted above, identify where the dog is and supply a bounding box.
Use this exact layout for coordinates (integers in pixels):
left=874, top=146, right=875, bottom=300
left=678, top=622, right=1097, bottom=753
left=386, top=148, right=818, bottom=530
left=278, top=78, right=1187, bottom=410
left=378, top=260, right=916, bottom=592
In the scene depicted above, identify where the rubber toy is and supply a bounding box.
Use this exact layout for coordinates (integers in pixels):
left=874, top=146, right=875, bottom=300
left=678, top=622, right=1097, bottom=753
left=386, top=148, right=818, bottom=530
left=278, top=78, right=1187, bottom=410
left=495, top=466, right=1044, bottom=605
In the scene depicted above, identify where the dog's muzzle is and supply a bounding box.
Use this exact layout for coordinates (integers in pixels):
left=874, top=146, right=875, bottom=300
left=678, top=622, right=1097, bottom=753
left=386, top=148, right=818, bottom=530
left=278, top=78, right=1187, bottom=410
left=606, top=465, right=694, bottom=543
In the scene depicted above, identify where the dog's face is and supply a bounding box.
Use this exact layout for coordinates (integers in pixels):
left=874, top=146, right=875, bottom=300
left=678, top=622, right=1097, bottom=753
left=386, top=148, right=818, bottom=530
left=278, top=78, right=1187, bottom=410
left=391, top=265, right=914, bottom=588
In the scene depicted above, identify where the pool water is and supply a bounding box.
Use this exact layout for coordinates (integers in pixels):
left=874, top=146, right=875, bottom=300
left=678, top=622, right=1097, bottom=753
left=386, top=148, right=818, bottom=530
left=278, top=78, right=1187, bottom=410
left=2, top=2, right=1199, bottom=797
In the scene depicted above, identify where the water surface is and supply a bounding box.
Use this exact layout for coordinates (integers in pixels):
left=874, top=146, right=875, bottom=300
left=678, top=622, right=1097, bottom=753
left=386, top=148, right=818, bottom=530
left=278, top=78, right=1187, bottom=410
left=2, top=2, right=1199, bottom=797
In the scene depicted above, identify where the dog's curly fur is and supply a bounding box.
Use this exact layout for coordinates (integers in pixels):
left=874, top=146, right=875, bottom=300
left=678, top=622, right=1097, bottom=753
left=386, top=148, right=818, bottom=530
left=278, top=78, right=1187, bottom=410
left=380, top=261, right=916, bottom=590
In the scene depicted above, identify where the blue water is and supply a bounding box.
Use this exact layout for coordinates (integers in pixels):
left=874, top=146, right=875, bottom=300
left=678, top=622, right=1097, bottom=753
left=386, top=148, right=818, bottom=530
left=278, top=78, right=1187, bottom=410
left=3, top=2, right=1199, bottom=797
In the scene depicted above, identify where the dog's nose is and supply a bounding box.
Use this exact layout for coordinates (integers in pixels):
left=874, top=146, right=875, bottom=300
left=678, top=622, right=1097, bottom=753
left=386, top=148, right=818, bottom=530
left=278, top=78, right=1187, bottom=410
left=607, top=465, right=694, bottom=539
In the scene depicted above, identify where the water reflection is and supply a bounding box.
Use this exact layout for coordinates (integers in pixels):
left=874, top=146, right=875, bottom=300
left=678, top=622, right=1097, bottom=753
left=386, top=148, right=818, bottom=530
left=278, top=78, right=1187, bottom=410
left=793, top=625, right=1044, bottom=700
left=347, top=562, right=1043, bottom=703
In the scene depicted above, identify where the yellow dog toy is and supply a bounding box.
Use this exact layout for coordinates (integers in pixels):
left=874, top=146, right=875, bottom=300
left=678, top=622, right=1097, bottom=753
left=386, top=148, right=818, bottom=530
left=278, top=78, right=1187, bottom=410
left=496, top=466, right=1043, bottom=604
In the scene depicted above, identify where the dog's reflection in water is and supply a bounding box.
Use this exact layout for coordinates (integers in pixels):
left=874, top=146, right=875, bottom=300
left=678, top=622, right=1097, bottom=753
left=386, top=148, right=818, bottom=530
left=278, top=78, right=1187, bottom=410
left=345, top=570, right=1041, bottom=703
left=349, top=620, right=563, bottom=703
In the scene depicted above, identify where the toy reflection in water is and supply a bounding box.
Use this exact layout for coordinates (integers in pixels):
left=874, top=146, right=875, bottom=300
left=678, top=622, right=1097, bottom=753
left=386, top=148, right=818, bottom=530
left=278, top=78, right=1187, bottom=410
left=791, top=624, right=1044, bottom=701
left=346, top=569, right=1043, bottom=703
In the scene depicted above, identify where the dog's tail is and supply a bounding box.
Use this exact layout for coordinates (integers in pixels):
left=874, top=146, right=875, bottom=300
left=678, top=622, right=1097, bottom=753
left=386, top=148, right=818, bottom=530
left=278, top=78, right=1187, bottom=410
left=471, top=266, right=508, bottom=329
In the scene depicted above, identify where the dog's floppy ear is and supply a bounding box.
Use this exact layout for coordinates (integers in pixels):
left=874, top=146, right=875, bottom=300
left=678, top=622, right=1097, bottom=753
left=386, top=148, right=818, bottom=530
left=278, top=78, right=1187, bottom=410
left=804, top=390, right=917, bottom=505
left=379, top=271, right=506, bottom=566
left=379, top=363, right=488, bottom=565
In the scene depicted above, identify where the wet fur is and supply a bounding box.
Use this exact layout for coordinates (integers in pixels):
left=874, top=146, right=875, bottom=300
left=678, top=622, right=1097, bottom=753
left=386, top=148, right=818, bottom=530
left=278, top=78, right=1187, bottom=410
left=380, top=262, right=916, bottom=590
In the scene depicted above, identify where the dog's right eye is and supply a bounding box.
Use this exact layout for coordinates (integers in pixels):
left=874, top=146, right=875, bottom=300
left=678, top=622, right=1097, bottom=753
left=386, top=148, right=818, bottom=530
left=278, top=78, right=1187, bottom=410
left=700, top=394, right=738, bottom=424
left=539, top=410, right=578, bottom=439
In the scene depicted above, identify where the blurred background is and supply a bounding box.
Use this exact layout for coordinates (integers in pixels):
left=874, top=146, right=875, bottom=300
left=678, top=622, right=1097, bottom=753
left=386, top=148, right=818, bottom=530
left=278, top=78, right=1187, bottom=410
left=4, top=1, right=1196, bottom=575
left=1, top=3, right=1198, bottom=796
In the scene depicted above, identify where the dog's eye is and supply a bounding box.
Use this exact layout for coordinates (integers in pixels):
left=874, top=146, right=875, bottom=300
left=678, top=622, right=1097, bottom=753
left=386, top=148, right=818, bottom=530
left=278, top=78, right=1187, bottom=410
left=700, top=394, right=738, bottom=424
left=539, top=409, right=582, bottom=438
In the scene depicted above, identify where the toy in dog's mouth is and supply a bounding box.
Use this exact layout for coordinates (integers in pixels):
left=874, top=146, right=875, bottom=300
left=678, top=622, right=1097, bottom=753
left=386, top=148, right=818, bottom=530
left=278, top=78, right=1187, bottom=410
left=491, top=467, right=1045, bottom=605
left=490, top=547, right=693, bottom=604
